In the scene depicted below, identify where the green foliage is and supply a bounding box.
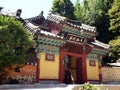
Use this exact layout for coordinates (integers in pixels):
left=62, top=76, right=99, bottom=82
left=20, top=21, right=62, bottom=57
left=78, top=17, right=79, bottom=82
left=52, top=0, right=75, bottom=19
left=0, top=15, right=34, bottom=71
left=109, top=36, right=120, bottom=61
left=108, top=0, right=120, bottom=40
left=74, top=0, right=113, bottom=43
left=108, top=0, right=120, bottom=61
left=74, top=0, right=102, bottom=25
left=80, top=82, right=102, bottom=90
left=74, top=0, right=84, bottom=20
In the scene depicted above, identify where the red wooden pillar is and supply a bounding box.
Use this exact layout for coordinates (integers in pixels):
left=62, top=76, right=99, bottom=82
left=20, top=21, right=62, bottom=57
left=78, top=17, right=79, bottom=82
left=82, top=46, right=87, bottom=83
left=36, top=58, right=40, bottom=83
left=59, top=50, right=65, bottom=83
left=99, top=55, right=102, bottom=83
left=99, top=66, right=102, bottom=83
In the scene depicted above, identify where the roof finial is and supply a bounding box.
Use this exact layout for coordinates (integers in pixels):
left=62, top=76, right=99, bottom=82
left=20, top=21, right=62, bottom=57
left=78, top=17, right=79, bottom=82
left=16, top=9, right=22, bottom=17
left=0, top=7, right=3, bottom=12
left=39, top=11, right=43, bottom=16
left=49, top=10, right=58, bottom=15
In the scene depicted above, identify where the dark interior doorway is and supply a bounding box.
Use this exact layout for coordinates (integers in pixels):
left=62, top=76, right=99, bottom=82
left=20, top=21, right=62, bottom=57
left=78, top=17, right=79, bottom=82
left=64, top=56, right=83, bottom=84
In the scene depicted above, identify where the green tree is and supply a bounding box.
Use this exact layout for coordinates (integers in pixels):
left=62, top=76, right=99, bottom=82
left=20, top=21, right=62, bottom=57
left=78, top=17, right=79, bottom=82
left=74, top=0, right=115, bottom=63
left=108, top=0, right=120, bottom=61
left=0, top=15, right=34, bottom=72
left=109, top=36, right=120, bottom=61
left=74, top=0, right=84, bottom=20
left=74, top=0, right=113, bottom=43
left=108, top=0, right=120, bottom=40
left=52, top=0, right=75, bottom=19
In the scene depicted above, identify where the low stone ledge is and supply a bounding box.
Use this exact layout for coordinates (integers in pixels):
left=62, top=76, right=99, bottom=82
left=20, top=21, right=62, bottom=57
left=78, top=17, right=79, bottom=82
left=0, top=83, right=67, bottom=89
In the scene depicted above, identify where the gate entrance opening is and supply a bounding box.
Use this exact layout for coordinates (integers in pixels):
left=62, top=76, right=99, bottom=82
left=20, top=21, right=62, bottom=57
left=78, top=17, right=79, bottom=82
left=64, top=56, right=84, bottom=84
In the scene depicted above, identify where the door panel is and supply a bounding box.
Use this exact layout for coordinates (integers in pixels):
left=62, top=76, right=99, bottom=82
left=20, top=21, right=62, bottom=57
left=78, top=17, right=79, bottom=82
left=64, top=56, right=83, bottom=84
left=76, top=58, right=83, bottom=83
left=70, top=57, right=77, bottom=83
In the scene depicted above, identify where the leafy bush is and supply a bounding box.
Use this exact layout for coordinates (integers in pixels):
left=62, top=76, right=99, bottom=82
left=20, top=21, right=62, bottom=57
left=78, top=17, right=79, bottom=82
left=80, top=82, right=103, bottom=90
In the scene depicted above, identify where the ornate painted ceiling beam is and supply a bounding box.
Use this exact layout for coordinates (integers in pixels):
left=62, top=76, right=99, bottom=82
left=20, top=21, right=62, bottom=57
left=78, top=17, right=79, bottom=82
left=62, top=26, right=93, bottom=39
left=91, top=48, right=108, bottom=55
left=37, top=37, right=65, bottom=47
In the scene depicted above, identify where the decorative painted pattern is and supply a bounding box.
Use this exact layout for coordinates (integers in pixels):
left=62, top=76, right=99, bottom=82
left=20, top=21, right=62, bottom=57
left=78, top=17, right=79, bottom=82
left=91, top=48, right=108, bottom=55
left=37, top=37, right=65, bottom=47
left=62, top=25, right=95, bottom=39
left=87, top=53, right=98, bottom=60
left=38, top=44, right=60, bottom=54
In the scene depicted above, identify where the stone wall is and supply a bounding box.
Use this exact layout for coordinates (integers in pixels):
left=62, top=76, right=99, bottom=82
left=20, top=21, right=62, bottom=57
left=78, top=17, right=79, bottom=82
left=6, top=64, right=36, bottom=84
left=102, top=67, right=120, bottom=82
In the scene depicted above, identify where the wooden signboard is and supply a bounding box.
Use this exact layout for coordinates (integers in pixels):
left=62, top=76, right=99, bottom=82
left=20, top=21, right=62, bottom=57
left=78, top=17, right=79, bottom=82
left=66, top=34, right=85, bottom=44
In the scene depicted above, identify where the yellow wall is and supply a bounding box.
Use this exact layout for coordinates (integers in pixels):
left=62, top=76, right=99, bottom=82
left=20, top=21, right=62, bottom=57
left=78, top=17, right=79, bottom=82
left=39, top=53, right=59, bottom=79
left=86, top=60, right=99, bottom=80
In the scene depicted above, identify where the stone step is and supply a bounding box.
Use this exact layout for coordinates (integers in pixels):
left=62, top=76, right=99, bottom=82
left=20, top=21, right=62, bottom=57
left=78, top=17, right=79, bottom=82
left=1, top=84, right=120, bottom=90
left=0, top=83, right=67, bottom=89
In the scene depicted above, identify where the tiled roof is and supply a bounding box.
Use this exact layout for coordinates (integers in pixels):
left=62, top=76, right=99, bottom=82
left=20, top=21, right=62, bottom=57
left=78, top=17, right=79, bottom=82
left=47, top=14, right=96, bottom=33
left=24, top=21, right=64, bottom=40
left=47, top=14, right=66, bottom=24
left=66, top=19, right=82, bottom=26
left=24, top=21, right=64, bottom=39
left=0, top=10, right=16, bottom=16
left=0, top=9, right=39, bottom=35
left=91, top=40, right=110, bottom=50
left=81, top=24, right=96, bottom=32
left=25, top=15, right=45, bottom=22
left=107, top=62, right=120, bottom=67
left=24, top=22, right=40, bottom=34
left=24, top=11, right=45, bottom=25
left=40, top=30, right=64, bottom=39
left=66, top=21, right=96, bottom=32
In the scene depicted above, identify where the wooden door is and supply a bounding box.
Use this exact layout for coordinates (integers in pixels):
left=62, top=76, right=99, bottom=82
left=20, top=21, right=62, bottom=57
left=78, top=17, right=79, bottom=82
left=76, top=58, right=83, bottom=84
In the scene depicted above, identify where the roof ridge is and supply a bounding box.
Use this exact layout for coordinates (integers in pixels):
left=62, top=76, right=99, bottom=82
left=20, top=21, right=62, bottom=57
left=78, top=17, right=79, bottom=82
left=95, top=40, right=109, bottom=47
left=91, top=40, right=110, bottom=49
left=81, top=24, right=96, bottom=30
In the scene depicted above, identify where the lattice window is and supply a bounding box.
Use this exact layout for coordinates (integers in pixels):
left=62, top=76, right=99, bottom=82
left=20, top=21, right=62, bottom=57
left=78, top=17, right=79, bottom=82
left=89, top=60, right=96, bottom=66
left=46, top=54, right=54, bottom=61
